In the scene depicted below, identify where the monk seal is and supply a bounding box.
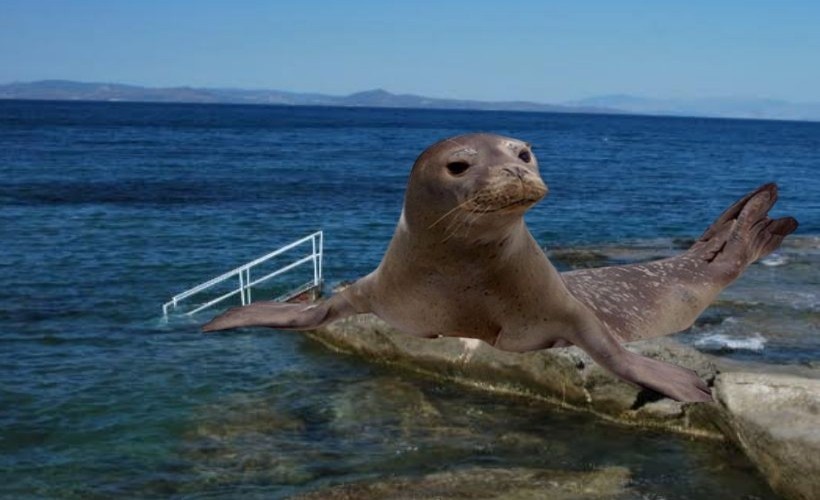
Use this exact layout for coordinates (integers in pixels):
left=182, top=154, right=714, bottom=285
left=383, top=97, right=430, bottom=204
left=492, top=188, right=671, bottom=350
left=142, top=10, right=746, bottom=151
left=202, top=134, right=798, bottom=402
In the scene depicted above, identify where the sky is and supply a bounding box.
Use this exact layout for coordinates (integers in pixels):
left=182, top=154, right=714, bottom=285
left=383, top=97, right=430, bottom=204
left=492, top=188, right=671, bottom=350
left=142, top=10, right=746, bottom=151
left=1, top=0, right=819, bottom=103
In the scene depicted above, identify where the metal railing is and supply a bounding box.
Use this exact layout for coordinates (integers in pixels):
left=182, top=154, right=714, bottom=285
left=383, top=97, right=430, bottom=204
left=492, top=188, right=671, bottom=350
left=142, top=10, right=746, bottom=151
left=162, top=231, right=323, bottom=317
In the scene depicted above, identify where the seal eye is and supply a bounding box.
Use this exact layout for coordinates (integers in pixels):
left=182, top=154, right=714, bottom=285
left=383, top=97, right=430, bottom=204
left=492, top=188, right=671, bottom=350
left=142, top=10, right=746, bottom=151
left=446, top=161, right=470, bottom=175
left=518, top=150, right=532, bottom=163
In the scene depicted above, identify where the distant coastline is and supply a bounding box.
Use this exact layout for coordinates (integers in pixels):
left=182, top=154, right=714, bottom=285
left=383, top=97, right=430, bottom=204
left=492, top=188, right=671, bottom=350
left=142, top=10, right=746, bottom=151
left=0, top=80, right=620, bottom=116
left=2, top=80, right=820, bottom=122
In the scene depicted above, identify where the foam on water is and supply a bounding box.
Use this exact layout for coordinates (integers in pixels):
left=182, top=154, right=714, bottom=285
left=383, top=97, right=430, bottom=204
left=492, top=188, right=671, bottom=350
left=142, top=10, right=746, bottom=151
left=694, top=331, right=768, bottom=352
left=760, top=252, right=788, bottom=267
left=773, top=290, right=820, bottom=312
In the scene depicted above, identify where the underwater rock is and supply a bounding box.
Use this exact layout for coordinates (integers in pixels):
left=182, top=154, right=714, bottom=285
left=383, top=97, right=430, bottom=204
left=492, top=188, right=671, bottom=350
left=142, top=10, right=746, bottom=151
left=328, top=377, right=442, bottom=435
left=293, top=465, right=631, bottom=499
left=310, top=314, right=820, bottom=500
left=325, top=375, right=552, bottom=462
left=180, top=397, right=315, bottom=488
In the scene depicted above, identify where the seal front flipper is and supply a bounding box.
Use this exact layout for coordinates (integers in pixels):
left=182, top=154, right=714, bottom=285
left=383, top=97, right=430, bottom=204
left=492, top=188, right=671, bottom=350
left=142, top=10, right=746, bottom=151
left=202, top=290, right=364, bottom=333
left=569, top=312, right=712, bottom=402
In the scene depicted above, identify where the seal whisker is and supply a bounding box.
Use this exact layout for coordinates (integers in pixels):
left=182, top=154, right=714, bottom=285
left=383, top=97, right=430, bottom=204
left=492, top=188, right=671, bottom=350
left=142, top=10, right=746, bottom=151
left=442, top=211, right=471, bottom=242
left=428, top=194, right=482, bottom=230
left=442, top=207, right=482, bottom=242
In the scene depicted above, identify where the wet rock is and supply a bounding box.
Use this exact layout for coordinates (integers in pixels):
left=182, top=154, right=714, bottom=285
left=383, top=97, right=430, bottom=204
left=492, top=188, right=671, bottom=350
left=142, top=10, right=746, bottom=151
left=496, top=431, right=553, bottom=451
left=548, top=249, right=611, bottom=269
left=180, top=397, right=315, bottom=488
left=309, top=316, right=720, bottom=435
left=715, top=372, right=820, bottom=500
left=192, top=404, right=306, bottom=440
left=309, top=314, right=820, bottom=499
left=328, top=377, right=442, bottom=434
left=293, top=465, right=631, bottom=499
left=672, top=237, right=697, bottom=249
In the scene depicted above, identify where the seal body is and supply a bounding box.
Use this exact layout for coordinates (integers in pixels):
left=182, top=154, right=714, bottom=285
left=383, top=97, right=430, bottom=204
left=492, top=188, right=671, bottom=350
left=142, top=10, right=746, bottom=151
left=365, top=220, right=574, bottom=351
left=203, top=134, right=797, bottom=403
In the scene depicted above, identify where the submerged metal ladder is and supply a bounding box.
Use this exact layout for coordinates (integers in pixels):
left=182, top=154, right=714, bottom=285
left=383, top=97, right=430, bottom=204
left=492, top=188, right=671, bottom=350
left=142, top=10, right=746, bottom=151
left=162, top=231, right=323, bottom=317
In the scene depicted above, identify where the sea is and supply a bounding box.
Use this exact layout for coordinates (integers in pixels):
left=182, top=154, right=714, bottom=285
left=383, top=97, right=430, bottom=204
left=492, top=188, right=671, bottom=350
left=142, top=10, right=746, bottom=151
left=1, top=100, right=818, bottom=498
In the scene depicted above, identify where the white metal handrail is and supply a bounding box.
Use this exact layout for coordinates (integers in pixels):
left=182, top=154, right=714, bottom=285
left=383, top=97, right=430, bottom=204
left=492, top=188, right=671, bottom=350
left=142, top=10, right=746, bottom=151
left=162, top=231, right=323, bottom=316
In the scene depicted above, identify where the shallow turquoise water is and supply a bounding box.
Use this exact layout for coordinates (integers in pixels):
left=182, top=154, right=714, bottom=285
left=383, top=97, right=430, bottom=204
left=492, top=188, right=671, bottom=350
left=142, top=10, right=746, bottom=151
left=2, top=100, right=817, bottom=497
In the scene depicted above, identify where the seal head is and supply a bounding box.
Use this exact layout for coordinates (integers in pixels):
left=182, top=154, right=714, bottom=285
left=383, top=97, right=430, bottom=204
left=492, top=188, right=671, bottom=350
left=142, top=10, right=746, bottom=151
left=403, top=133, right=548, bottom=241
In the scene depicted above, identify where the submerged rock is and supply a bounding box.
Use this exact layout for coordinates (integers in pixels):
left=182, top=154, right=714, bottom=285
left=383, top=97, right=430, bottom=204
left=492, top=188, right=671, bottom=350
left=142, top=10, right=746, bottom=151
left=328, top=377, right=442, bottom=435
left=180, top=396, right=315, bottom=489
left=309, top=314, right=820, bottom=500
left=294, top=465, right=631, bottom=499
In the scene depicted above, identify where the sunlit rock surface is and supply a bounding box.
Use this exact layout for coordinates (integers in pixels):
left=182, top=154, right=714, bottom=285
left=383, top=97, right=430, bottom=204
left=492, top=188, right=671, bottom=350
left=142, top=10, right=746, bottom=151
left=715, top=373, right=820, bottom=500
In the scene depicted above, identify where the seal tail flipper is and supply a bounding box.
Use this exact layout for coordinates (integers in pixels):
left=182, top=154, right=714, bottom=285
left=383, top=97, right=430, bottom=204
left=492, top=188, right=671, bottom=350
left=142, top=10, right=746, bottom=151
left=690, top=183, right=798, bottom=270
left=569, top=312, right=712, bottom=402
left=202, top=293, right=358, bottom=333
left=752, top=216, right=799, bottom=261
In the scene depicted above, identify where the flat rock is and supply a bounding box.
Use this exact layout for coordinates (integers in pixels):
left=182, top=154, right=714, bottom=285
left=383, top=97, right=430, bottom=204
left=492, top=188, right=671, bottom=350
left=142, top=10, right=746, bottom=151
left=308, top=315, right=723, bottom=436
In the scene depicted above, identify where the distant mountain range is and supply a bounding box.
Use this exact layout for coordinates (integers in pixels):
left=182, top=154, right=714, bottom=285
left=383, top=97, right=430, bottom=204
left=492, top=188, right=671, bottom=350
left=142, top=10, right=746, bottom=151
left=2, top=80, right=819, bottom=122
left=568, top=94, right=820, bottom=122
left=0, top=80, right=616, bottom=115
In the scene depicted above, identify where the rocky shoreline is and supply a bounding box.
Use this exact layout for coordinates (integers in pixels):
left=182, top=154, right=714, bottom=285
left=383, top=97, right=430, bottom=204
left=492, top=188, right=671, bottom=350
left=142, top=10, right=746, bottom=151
left=304, top=315, right=819, bottom=500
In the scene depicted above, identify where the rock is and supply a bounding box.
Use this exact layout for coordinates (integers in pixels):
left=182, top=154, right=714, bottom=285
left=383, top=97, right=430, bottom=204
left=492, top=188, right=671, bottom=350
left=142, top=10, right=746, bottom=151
left=180, top=396, right=315, bottom=488
left=293, top=465, right=632, bottom=499
left=328, top=377, right=442, bottom=435
left=308, top=314, right=820, bottom=499
left=715, top=372, right=820, bottom=500
left=495, top=431, right=555, bottom=451
left=672, top=237, right=697, bottom=249
left=547, top=249, right=612, bottom=269
left=308, top=316, right=723, bottom=436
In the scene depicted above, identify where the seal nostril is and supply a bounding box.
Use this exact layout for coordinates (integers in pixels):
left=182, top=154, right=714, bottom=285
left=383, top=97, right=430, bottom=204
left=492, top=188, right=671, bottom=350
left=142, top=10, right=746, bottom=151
left=503, top=166, right=525, bottom=180
left=446, top=161, right=470, bottom=175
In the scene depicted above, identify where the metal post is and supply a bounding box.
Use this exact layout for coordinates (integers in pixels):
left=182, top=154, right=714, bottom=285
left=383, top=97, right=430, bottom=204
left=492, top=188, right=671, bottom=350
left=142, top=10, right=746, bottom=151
left=238, top=272, right=246, bottom=305
left=318, top=231, right=323, bottom=285
left=312, top=234, right=319, bottom=286
left=245, top=268, right=252, bottom=304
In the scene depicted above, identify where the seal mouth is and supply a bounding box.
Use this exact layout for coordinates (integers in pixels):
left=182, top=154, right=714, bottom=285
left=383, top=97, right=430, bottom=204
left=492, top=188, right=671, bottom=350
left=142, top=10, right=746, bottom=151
left=464, top=180, right=548, bottom=214
left=481, top=196, right=543, bottom=213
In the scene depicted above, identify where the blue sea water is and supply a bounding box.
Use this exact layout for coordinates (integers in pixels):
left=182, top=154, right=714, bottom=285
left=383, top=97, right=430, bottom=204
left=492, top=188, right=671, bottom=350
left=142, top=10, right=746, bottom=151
left=1, top=100, right=818, bottom=498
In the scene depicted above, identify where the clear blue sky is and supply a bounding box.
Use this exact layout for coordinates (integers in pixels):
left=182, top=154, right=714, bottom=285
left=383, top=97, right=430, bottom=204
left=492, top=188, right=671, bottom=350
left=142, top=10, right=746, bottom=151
left=2, top=0, right=818, bottom=102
